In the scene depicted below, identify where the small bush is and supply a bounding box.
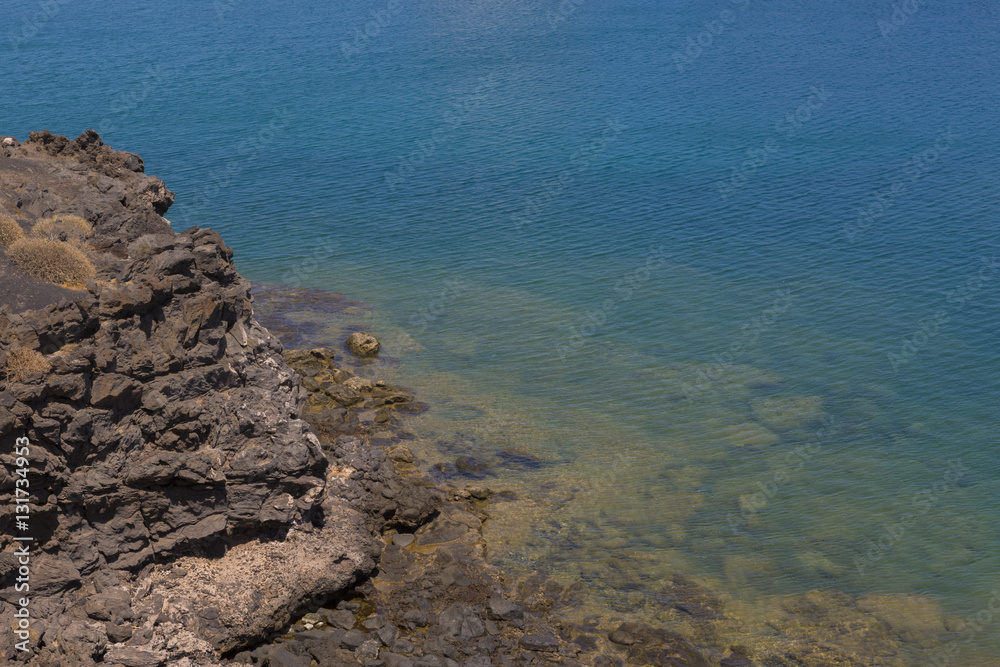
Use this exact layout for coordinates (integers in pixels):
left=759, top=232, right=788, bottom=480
left=31, top=214, right=92, bottom=242
left=0, top=214, right=24, bottom=246
left=2, top=347, right=50, bottom=383
left=6, top=238, right=96, bottom=287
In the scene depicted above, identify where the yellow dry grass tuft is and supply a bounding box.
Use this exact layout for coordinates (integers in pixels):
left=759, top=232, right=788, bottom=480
left=6, top=237, right=97, bottom=287
left=0, top=214, right=25, bottom=246
left=2, top=347, right=50, bottom=383
left=31, top=214, right=92, bottom=242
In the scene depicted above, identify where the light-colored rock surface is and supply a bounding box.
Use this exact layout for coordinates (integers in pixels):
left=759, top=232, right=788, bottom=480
left=346, top=331, right=380, bottom=357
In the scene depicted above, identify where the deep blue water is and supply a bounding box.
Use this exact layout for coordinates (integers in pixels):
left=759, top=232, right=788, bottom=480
left=5, top=0, right=1000, bottom=661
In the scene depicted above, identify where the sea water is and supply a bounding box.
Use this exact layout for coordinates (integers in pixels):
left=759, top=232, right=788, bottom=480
left=4, top=0, right=999, bottom=661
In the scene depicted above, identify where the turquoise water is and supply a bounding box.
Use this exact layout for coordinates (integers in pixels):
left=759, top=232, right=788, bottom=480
left=5, top=0, right=1000, bottom=660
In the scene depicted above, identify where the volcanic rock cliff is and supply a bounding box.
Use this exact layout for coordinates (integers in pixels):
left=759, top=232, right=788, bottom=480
left=0, top=131, right=436, bottom=665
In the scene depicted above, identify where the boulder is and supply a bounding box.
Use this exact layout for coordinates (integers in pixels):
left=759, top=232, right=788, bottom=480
left=346, top=331, right=380, bottom=357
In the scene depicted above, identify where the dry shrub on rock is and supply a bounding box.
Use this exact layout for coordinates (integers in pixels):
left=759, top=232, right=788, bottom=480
left=6, top=237, right=96, bottom=287
left=31, top=214, right=92, bottom=242
left=0, top=214, right=24, bottom=245
left=2, top=347, right=50, bottom=383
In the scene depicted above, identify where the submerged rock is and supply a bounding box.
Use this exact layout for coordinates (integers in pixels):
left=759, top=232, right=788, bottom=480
left=857, top=593, right=948, bottom=646
left=655, top=575, right=725, bottom=620
left=750, top=395, right=825, bottom=433
left=455, top=455, right=493, bottom=478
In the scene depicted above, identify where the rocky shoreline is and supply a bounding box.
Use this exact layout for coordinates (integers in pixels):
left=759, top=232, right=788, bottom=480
left=0, top=132, right=953, bottom=666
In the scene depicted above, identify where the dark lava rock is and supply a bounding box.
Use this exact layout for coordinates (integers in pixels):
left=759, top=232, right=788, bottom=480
left=292, top=630, right=351, bottom=664
left=608, top=629, right=636, bottom=645
left=251, top=644, right=310, bottom=667
left=106, top=622, right=134, bottom=643
left=402, top=609, right=429, bottom=630
left=382, top=653, right=416, bottom=667
left=437, top=603, right=486, bottom=641
left=357, top=637, right=382, bottom=662
left=486, top=597, right=524, bottom=621
left=342, top=629, right=368, bottom=649
left=363, top=614, right=386, bottom=630
left=391, top=638, right=416, bottom=654
left=518, top=631, right=560, bottom=652
left=327, top=608, right=359, bottom=630
left=377, top=623, right=399, bottom=647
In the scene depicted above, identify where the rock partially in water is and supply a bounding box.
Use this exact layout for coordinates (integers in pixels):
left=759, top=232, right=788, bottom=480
left=389, top=445, right=415, bottom=463
left=346, top=331, right=381, bottom=358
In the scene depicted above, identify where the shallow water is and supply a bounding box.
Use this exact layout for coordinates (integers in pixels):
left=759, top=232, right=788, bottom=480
left=6, top=0, right=1000, bottom=661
